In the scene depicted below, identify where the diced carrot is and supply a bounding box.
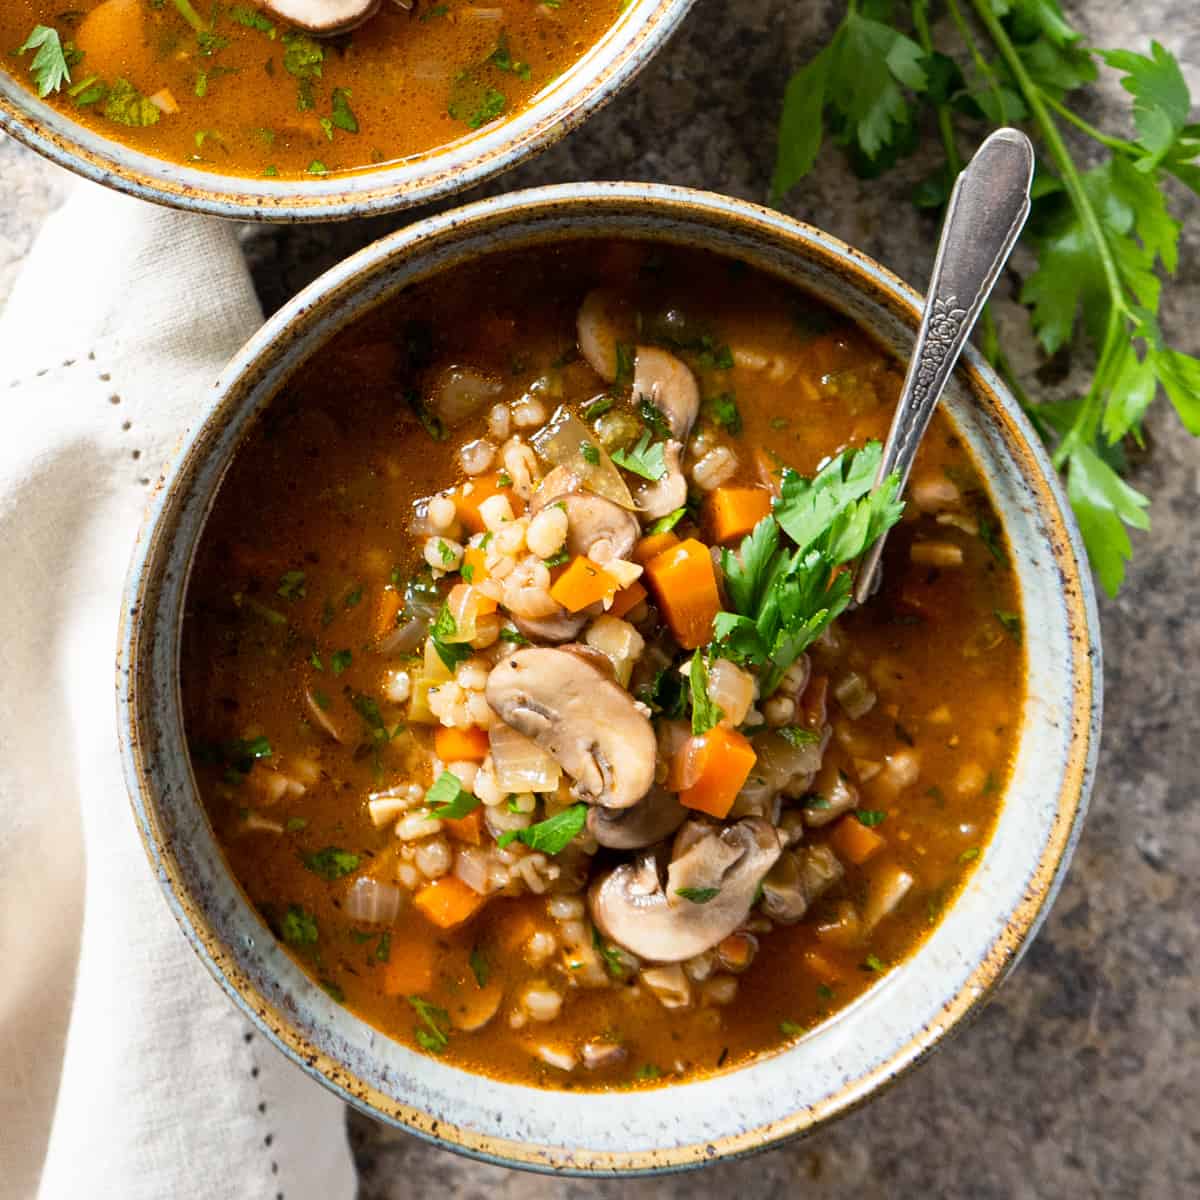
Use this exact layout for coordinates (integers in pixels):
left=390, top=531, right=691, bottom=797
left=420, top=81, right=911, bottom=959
left=434, top=726, right=490, bottom=763
left=442, top=807, right=483, bottom=846
left=453, top=471, right=524, bottom=534
left=373, top=588, right=403, bottom=639
left=707, top=487, right=772, bottom=544
left=549, top=556, right=620, bottom=613
left=674, top=727, right=757, bottom=819
left=828, top=814, right=886, bottom=865
left=381, top=937, right=436, bottom=996
left=632, top=531, right=680, bottom=565
left=462, top=545, right=491, bottom=585
left=607, top=580, right=647, bottom=620
left=414, top=876, right=486, bottom=929
left=644, top=538, right=720, bottom=649
left=801, top=948, right=848, bottom=986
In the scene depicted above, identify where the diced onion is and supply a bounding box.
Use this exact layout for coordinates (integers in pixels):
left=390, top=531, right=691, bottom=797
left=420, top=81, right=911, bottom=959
left=531, top=406, right=635, bottom=510
left=343, top=877, right=403, bottom=925
left=707, top=659, right=756, bottom=727
left=378, top=613, right=428, bottom=655
left=489, top=723, right=562, bottom=793
left=149, top=88, right=179, bottom=115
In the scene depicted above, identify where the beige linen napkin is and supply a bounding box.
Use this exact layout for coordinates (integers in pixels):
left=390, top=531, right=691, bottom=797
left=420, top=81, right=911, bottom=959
left=0, top=180, right=356, bottom=1200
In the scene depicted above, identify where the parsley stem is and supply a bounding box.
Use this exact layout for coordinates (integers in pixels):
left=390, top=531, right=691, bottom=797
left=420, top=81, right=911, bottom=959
left=969, top=0, right=1127, bottom=329
left=911, top=1, right=963, bottom=176
left=172, top=0, right=207, bottom=31
left=945, top=0, right=1016, bottom=125
left=1040, top=94, right=1141, bottom=158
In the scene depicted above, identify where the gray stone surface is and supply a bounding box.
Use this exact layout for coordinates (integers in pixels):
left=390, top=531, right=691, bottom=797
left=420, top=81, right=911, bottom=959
left=2, top=2, right=1197, bottom=1196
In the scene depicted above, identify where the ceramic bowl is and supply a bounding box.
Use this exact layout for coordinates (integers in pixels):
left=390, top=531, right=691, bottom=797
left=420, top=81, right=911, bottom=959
left=118, top=182, right=1102, bottom=1174
left=0, top=1, right=692, bottom=222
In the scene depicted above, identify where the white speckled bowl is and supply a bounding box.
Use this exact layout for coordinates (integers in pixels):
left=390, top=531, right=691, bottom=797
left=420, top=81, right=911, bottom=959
left=117, top=183, right=1101, bottom=1175
left=0, top=1, right=693, bottom=221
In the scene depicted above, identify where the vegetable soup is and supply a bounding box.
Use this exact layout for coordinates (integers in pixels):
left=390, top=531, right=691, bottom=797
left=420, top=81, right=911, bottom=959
left=181, top=241, right=1025, bottom=1089
left=3, top=0, right=621, bottom=178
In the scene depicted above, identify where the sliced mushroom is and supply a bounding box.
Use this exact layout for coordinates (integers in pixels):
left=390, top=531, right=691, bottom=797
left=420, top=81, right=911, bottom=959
left=577, top=289, right=634, bottom=382
left=448, top=979, right=504, bottom=1032
left=588, top=817, right=782, bottom=962
left=635, top=440, right=688, bottom=520
left=588, top=785, right=686, bottom=849
left=632, top=347, right=700, bottom=441
left=553, top=491, right=640, bottom=563
left=260, top=0, right=381, bottom=36
left=484, top=647, right=656, bottom=808
left=512, top=610, right=587, bottom=644
left=760, top=844, right=843, bottom=924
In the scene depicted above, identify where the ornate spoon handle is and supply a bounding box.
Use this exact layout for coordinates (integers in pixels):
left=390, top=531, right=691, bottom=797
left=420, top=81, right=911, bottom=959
left=853, top=127, right=1035, bottom=605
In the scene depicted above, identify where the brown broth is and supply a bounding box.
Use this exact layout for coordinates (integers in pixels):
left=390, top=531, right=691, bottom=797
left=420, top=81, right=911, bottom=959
left=2, top=0, right=620, bottom=177
left=181, top=241, right=1025, bottom=1089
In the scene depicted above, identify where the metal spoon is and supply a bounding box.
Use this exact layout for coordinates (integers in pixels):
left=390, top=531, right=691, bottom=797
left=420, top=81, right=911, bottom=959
left=852, top=127, right=1035, bottom=605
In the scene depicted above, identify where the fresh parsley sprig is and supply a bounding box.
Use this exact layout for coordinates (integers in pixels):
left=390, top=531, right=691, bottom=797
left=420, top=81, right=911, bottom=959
left=711, top=442, right=904, bottom=695
left=772, top=0, right=1200, bottom=595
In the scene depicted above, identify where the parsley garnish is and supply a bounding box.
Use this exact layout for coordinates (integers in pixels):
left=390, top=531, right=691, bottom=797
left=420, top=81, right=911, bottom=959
left=584, top=397, right=614, bottom=421
left=330, top=649, right=353, bottom=676
left=688, top=652, right=724, bottom=735
left=277, top=570, right=307, bottom=600
left=407, top=389, right=446, bottom=441
left=17, top=26, right=75, bottom=97
left=302, top=847, right=361, bottom=880
left=498, top=626, right=531, bottom=646
left=861, top=953, right=887, bottom=974
left=424, top=770, right=480, bottom=820
left=330, top=87, right=358, bottom=133
left=496, top=803, right=588, bottom=854
left=611, top=432, right=667, bottom=481
left=712, top=441, right=904, bottom=695
left=779, top=726, right=820, bottom=747
left=447, top=72, right=506, bottom=129
left=103, top=78, right=160, bottom=128
left=430, top=605, right=471, bottom=670
left=469, top=946, right=490, bottom=988
left=706, top=392, right=742, bottom=435
left=633, top=1063, right=662, bottom=1081
left=855, top=809, right=886, bottom=827
left=995, top=609, right=1022, bottom=641
left=959, top=846, right=981, bottom=864
left=592, top=927, right=628, bottom=979
left=281, top=905, right=318, bottom=947
left=579, top=440, right=601, bottom=466
left=638, top=397, right=673, bottom=439
left=675, top=886, right=720, bottom=904
left=779, top=1019, right=804, bottom=1036
left=613, top=343, right=635, bottom=392
left=408, top=997, right=450, bottom=1053
left=488, top=32, right=532, bottom=82
left=647, top=506, right=686, bottom=534
left=230, top=5, right=277, bottom=36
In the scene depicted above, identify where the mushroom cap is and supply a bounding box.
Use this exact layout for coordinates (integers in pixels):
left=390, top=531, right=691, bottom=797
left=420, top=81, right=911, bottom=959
left=260, top=0, right=381, bottom=35
left=635, top=440, right=688, bottom=519
left=632, top=347, right=700, bottom=441
left=512, top=610, right=587, bottom=644
left=588, top=817, right=782, bottom=962
left=588, top=784, right=687, bottom=849
left=484, top=647, right=656, bottom=809
left=545, top=491, right=640, bottom=563
left=577, top=288, right=634, bottom=382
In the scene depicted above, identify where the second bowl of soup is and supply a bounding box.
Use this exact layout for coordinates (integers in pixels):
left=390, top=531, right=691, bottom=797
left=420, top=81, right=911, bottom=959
left=0, top=0, right=692, bottom=218
left=120, top=182, right=1100, bottom=1172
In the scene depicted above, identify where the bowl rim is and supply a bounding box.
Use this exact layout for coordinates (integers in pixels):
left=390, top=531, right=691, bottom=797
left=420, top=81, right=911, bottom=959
left=117, top=181, right=1102, bottom=1174
left=0, top=0, right=693, bottom=222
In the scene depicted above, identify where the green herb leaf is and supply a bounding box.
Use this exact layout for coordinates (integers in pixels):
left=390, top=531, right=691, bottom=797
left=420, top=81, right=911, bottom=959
left=861, top=952, right=887, bottom=973
left=103, top=78, right=160, bottom=127
left=303, top=847, right=361, bottom=880
left=706, top=392, right=742, bottom=435
left=330, top=649, right=353, bottom=676
left=779, top=726, right=820, bottom=747
left=277, top=569, right=307, bottom=600
left=469, top=946, right=490, bottom=988
left=18, top=25, right=74, bottom=97
left=579, top=440, right=601, bottom=466
left=408, top=997, right=450, bottom=1053
left=675, top=886, right=720, bottom=904
left=779, top=1019, right=805, bottom=1036
left=425, top=770, right=481, bottom=819
left=281, top=904, right=318, bottom=947
left=330, top=87, right=358, bottom=133
left=496, top=803, right=588, bottom=854
left=688, top=652, right=724, bottom=736
left=855, top=809, right=886, bottom=827
left=611, top=432, right=667, bottom=481
left=584, top=397, right=614, bottom=421
left=638, top=397, right=673, bottom=439
left=648, top=507, right=686, bottom=534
